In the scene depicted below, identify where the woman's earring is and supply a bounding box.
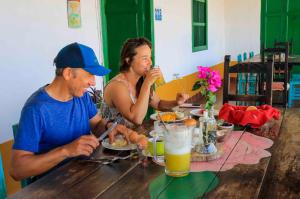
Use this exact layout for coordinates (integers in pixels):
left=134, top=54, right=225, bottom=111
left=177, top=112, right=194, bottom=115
left=125, top=58, right=130, bottom=65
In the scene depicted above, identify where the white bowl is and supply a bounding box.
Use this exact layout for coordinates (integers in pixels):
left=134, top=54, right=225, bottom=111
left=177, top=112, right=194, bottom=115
left=216, top=129, right=227, bottom=142
left=217, top=122, right=234, bottom=133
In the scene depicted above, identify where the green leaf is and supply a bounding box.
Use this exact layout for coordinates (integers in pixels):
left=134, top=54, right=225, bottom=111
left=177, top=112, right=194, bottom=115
left=200, top=89, right=206, bottom=96
left=192, top=81, right=201, bottom=91
left=211, top=95, right=216, bottom=103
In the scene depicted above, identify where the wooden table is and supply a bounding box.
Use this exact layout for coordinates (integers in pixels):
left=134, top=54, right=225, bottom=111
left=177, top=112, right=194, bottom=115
left=8, top=108, right=300, bottom=199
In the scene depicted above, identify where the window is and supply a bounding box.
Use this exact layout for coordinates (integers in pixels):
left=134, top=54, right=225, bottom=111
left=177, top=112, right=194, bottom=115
left=192, top=0, right=207, bottom=52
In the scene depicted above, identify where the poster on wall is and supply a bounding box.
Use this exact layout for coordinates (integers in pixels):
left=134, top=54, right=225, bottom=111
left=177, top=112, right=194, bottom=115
left=67, top=0, right=81, bottom=28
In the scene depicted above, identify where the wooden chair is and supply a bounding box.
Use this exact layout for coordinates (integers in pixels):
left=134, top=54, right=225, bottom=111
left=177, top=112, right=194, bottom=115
left=12, top=124, right=33, bottom=188
left=0, top=152, right=7, bottom=199
left=261, top=44, right=289, bottom=106
left=274, top=40, right=293, bottom=55
left=223, top=55, right=273, bottom=105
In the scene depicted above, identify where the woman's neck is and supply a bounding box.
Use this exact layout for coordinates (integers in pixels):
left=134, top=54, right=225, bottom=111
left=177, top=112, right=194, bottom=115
left=122, top=71, right=140, bottom=87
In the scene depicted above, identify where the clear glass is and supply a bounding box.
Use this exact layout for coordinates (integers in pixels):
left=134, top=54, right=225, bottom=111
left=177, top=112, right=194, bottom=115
left=153, top=121, right=164, bottom=137
left=153, top=65, right=166, bottom=87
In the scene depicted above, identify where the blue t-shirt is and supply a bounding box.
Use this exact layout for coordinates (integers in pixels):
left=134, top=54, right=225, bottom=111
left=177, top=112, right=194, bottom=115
left=13, top=86, right=97, bottom=154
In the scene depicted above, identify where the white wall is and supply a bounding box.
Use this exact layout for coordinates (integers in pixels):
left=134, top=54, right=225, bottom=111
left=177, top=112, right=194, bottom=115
left=153, top=0, right=261, bottom=81
left=153, top=0, right=225, bottom=82
left=0, top=0, right=104, bottom=143
left=224, top=0, right=261, bottom=60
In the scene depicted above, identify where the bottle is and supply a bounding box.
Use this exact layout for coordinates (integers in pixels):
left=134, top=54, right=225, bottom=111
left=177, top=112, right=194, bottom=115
left=197, top=116, right=205, bottom=146
left=201, top=111, right=209, bottom=145
left=207, top=108, right=217, bottom=144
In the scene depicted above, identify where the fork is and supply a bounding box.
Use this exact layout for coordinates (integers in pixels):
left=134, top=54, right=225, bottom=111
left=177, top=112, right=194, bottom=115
left=82, top=152, right=137, bottom=164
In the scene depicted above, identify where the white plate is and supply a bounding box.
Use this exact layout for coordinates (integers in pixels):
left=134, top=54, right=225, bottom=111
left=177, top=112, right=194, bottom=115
left=149, top=130, right=164, bottom=138
left=150, top=112, right=187, bottom=122
left=179, top=103, right=202, bottom=108
left=101, top=138, right=137, bottom=151
left=190, top=109, right=205, bottom=117
left=190, top=109, right=219, bottom=117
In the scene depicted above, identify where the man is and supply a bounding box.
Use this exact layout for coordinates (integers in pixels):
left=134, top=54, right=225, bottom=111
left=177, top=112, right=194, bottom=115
left=10, top=42, right=128, bottom=181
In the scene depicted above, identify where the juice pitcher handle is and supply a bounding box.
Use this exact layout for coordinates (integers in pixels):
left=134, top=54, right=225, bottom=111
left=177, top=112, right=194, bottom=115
left=152, top=136, right=159, bottom=161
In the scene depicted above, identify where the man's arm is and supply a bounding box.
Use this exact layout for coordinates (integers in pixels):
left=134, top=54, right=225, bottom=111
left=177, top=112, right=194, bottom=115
left=10, top=135, right=99, bottom=181
left=89, top=114, right=107, bottom=137
left=89, top=114, right=130, bottom=143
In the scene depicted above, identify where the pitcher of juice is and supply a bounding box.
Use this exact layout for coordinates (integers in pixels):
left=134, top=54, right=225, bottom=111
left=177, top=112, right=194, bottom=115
left=152, top=122, right=193, bottom=177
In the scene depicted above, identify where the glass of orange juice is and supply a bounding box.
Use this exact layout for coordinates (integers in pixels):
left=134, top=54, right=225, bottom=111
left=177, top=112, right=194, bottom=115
left=153, top=65, right=166, bottom=87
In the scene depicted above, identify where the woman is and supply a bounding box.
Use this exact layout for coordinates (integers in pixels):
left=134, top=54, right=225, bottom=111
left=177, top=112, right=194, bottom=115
left=102, top=37, right=189, bottom=127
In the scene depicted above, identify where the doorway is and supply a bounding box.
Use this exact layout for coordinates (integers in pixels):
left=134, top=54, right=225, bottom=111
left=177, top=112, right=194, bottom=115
left=100, top=0, right=155, bottom=80
left=261, top=0, right=300, bottom=54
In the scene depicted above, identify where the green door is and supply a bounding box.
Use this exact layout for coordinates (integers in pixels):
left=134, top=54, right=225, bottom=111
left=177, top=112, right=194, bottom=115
left=261, top=0, right=300, bottom=54
left=287, top=0, right=300, bottom=54
left=101, top=0, right=154, bottom=80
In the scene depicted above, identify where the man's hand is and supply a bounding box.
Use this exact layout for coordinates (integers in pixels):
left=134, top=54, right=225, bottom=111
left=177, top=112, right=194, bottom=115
left=108, top=124, right=130, bottom=144
left=176, top=93, right=189, bottom=105
left=63, top=135, right=99, bottom=157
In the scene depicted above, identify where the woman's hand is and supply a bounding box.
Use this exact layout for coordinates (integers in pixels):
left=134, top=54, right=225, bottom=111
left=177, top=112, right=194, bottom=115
left=108, top=124, right=130, bottom=144
left=176, top=93, right=189, bottom=105
left=144, top=68, right=161, bottom=87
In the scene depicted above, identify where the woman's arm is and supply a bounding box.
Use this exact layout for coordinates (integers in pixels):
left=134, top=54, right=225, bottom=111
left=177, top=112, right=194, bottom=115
left=105, top=70, right=160, bottom=125
left=105, top=81, right=151, bottom=125
left=151, top=92, right=190, bottom=111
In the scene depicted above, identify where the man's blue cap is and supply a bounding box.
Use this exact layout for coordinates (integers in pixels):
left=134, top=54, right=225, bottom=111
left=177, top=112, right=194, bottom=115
left=54, top=42, right=111, bottom=76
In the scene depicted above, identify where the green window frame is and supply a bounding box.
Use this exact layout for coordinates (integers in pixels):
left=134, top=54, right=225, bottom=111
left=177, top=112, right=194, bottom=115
left=192, top=0, right=208, bottom=52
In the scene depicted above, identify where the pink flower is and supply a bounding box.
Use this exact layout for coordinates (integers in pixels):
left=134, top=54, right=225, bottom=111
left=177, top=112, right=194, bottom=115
left=193, top=66, right=222, bottom=110
left=208, top=71, right=222, bottom=88
left=208, top=84, right=218, bottom=92
left=197, top=66, right=211, bottom=79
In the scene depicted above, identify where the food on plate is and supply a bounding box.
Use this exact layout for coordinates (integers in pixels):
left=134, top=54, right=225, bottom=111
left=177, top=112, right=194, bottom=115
left=109, top=127, right=148, bottom=149
left=246, top=106, right=257, bottom=111
left=198, top=109, right=204, bottom=115
left=128, top=130, right=140, bottom=143
left=184, top=118, right=197, bottom=126
left=157, top=112, right=177, bottom=122
left=137, top=136, right=148, bottom=149
left=157, top=112, right=185, bottom=122
left=127, top=130, right=148, bottom=149
left=111, top=138, right=128, bottom=147
left=175, top=111, right=185, bottom=119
